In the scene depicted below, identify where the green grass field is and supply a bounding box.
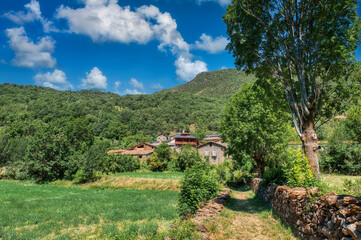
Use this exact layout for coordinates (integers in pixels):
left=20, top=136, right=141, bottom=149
left=111, top=171, right=184, bottom=180
left=0, top=180, right=179, bottom=239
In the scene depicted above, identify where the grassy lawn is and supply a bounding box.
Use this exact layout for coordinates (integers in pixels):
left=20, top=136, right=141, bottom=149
left=0, top=180, right=179, bottom=239
left=320, top=173, right=361, bottom=195
left=111, top=171, right=184, bottom=180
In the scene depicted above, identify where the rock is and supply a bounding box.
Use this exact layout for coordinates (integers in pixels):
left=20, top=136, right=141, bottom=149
left=343, top=224, right=361, bottom=240
left=326, top=195, right=338, bottom=206
left=319, top=226, right=332, bottom=238
left=327, top=220, right=334, bottom=229
left=340, top=206, right=361, bottom=218
left=356, top=222, right=361, bottom=232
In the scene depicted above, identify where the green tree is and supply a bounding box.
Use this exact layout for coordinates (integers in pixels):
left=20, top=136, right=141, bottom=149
left=178, top=144, right=203, bottom=171
left=345, top=101, right=361, bottom=142
left=220, top=82, right=290, bottom=176
left=224, top=0, right=361, bottom=176
left=154, top=142, right=172, bottom=163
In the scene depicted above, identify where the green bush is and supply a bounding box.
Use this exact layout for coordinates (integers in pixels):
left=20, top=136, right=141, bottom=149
left=178, top=164, right=219, bottom=218
left=320, top=143, right=361, bottom=175
left=177, top=145, right=203, bottom=171
left=166, top=158, right=181, bottom=172
left=284, top=149, right=317, bottom=188
left=147, top=152, right=166, bottom=172
left=262, top=167, right=286, bottom=186
left=107, top=154, right=140, bottom=173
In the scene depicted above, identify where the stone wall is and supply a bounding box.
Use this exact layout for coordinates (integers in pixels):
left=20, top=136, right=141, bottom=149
left=250, top=178, right=361, bottom=240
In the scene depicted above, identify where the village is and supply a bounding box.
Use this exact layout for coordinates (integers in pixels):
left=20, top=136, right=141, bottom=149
left=108, top=132, right=230, bottom=165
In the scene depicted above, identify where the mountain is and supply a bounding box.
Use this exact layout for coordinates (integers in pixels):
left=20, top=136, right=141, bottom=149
left=163, top=68, right=254, bottom=97
left=0, top=69, right=252, bottom=138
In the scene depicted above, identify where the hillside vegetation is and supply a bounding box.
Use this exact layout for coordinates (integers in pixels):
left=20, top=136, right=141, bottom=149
left=0, top=68, right=251, bottom=137
left=164, top=68, right=253, bottom=97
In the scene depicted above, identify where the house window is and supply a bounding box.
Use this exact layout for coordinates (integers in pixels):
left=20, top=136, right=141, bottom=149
left=212, top=150, right=217, bottom=156
left=205, top=151, right=209, bottom=156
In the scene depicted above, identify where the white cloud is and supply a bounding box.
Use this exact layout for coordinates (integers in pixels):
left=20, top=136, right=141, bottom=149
left=56, top=1, right=207, bottom=81
left=151, top=83, right=163, bottom=90
left=193, top=34, right=228, bottom=54
left=114, top=81, right=121, bottom=89
left=81, top=67, right=107, bottom=90
left=137, top=5, right=189, bottom=56
left=4, top=0, right=57, bottom=32
left=56, top=0, right=153, bottom=43
left=175, top=56, right=207, bottom=82
left=197, top=0, right=231, bottom=6
left=129, top=78, right=144, bottom=90
left=124, top=89, right=143, bottom=95
left=34, top=69, right=73, bottom=90
left=5, top=27, right=56, bottom=68
left=114, top=81, right=121, bottom=94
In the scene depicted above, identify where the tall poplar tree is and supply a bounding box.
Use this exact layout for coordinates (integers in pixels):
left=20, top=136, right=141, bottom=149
left=224, top=0, right=361, bottom=176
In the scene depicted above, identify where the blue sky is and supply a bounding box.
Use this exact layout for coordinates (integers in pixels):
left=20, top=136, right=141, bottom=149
left=0, top=1, right=360, bottom=95
left=0, top=0, right=235, bottom=94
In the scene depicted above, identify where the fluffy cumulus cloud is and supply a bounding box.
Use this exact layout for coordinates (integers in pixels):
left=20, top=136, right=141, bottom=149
left=124, top=89, right=143, bottom=95
left=56, top=1, right=207, bottom=81
left=34, top=69, right=73, bottom=90
left=197, top=0, right=231, bottom=6
left=193, top=34, right=228, bottom=54
left=129, top=78, right=144, bottom=90
left=175, top=56, right=207, bottom=82
left=56, top=0, right=153, bottom=43
left=81, top=67, right=107, bottom=90
left=4, top=0, right=57, bottom=32
left=5, top=27, right=56, bottom=68
left=124, top=78, right=145, bottom=95
left=151, top=83, right=163, bottom=90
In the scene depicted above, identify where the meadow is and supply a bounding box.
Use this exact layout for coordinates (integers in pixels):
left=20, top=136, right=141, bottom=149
left=0, top=180, right=179, bottom=239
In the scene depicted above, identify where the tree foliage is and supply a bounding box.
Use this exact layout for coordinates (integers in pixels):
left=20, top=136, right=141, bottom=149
left=220, top=82, right=291, bottom=176
left=224, top=0, right=361, bottom=176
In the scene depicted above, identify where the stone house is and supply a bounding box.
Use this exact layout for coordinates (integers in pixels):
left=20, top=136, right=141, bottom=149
left=197, top=141, right=227, bottom=165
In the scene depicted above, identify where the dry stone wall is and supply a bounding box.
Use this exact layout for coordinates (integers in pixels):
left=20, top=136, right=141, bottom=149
left=250, top=178, right=361, bottom=240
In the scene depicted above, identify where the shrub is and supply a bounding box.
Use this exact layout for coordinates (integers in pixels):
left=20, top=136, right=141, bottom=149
left=262, top=167, right=286, bottom=186
left=284, top=149, right=317, bottom=188
left=147, top=152, right=166, bottom=172
left=107, top=154, right=140, bottom=173
left=177, top=144, right=203, bottom=171
left=319, top=143, right=361, bottom=175
left=178, top=164, right=219, bottom=218
left=166, top=158, right=180, bottom=172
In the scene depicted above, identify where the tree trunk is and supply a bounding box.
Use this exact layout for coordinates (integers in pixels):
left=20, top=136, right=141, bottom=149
left=301, top=119, right=320, bottom=178
left=254, top=157, right=265, bottom=178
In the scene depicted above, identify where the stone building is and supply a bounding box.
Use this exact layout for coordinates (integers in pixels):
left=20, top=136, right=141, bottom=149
left=197, top=141, right=227, bottom=165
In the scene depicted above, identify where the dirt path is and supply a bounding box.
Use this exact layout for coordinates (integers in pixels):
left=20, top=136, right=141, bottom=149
left=203, top=190, right=298, bottom=240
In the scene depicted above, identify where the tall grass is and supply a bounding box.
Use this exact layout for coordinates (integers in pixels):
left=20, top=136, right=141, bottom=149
left=111, top=171, right=184, bottom=180
left=0, top=181, right=178, bottom=239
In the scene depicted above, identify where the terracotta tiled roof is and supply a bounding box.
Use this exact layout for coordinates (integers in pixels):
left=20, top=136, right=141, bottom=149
left=121, top=149, right=154, bottom=156
left=108, top=150, right=126, bottom=154
left=108, top=149, right=154, bottom=156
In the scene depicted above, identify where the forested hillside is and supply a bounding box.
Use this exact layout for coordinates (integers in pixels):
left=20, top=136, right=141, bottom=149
left=0, top=69, right=251, bottom=137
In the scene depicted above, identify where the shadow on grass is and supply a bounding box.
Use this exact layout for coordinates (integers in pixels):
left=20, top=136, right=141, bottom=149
left=225, top=184, right=271, bottom=214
